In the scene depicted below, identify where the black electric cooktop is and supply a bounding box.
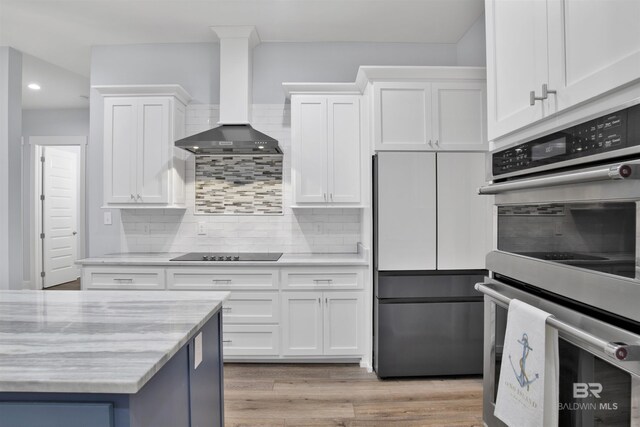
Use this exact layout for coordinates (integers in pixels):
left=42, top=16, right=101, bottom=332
left=169, top=252, right=283, bottom=262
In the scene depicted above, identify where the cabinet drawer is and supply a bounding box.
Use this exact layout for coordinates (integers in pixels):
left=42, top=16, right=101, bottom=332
left=222, top=325, right=280, bottom=356
left=82, top=267, right=165, bottom=290
left=167, top=269, right=278, bottom=290
left=222, top=292, right=279, bottom=324
left=282, top=268, right=363, bottom=289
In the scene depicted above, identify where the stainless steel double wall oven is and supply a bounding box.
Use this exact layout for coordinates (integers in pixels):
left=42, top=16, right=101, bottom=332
left=477, top=104, right=640, bottom=426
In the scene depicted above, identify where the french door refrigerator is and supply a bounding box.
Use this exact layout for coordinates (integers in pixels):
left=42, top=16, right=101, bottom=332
left=373, top=152, right=486, bottom=378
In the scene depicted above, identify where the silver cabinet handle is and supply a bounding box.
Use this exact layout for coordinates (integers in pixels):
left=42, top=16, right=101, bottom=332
left=72, top=231, right=77, bottom=236
left=318, top=298, right=321, bottom=305
left=136, top=194, right=142, bottom=201
left=542, top=83, right=556, bottom=99
left=428, top=140, right=433, bottom=147
left=324, top=193, right=327, bottom=201
left=212, top=279, right=232, bottom=284
left=530, top=90, right=545, bottom=106
left=222, top=307, right=232, bottom=312
left=130, top=194, right=135, bottom=200
left=530, top=84, right=557, bottom=106
left=435, top=140, right=439, bottom=147
left=330, top=193, right=333, bottom=201
left=313, top=279, right=333, bottom=284
left=222, top=339, right=232, bottom=344
left=325, top=297, right=328, bottom=304
left=113, top=278, right=133, bottom=283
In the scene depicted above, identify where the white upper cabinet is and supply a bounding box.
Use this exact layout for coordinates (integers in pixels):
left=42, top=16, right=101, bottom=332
left=486, top=0, right=640, bottom=141
left=292, top=97, right=328, bottom=204
left=547, top=0, right=640, bottom=111
left=485, top=0, right=549, bottom=141
left=432, top=82, right=487, bottom=151
left=373, top=76, right=487, bottom=151
left=104, top=97, right=138, bottom=204
left=97, top=85, right=191, bottom=208
left=374, top=82, right=432, bottom=150
left=292, top=94, right=361, bottom=206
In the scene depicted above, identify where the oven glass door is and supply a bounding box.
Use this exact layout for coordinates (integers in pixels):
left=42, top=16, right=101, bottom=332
left=497, top=201, right=637, bottom=279
left=493, top=304, right=633, bottom=426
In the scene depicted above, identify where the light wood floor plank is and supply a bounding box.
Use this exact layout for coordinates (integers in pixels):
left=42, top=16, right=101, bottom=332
left=223, top=363, right=483, bottom=427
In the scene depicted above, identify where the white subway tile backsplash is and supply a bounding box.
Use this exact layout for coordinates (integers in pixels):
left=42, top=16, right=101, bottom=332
left=119, top=104, right=362, bottom=254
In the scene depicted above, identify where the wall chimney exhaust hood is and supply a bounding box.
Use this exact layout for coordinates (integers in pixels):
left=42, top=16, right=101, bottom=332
left=175, top=26, right=282, bottom=155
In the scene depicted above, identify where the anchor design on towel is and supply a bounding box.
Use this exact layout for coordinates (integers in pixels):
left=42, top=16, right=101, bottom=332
left=509, top=333, right=539, bottom=390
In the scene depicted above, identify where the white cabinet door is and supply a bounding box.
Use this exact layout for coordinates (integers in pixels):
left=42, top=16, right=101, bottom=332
left=486, top=0, right=549, bottom=140
left=377, top=152, right=437, bottom=270
left=104, top=98, right=138, bottom=204
left=223, top=325, right=280, bottom=356
left=136, top=98, right=169, bottom=204
left=281, top=292, right=323, bottom=356
left=374, top=82, right=433, bottom=151
left=547, top=0, right=640, bottom=112
left=328, top=96, right=361, bottom=203
left=432, top=82, right=487, bottom=151
left=323, top=292, right=363, bottom=356
left=292, top=96, right=328, bottom=203
left=436, top=153, right=492, bottom=270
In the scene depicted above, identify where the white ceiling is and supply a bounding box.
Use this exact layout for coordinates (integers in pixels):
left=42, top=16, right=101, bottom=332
left=1, top=0, right=484, bottom=109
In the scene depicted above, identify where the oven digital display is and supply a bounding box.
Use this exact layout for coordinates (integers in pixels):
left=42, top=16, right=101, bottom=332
left=531, top=137, right=567, bottom=161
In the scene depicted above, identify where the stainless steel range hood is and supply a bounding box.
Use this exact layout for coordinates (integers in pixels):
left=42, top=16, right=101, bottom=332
left=175, top=26, right=281, bottom=156
left=175, top=124, right=281, bottom=155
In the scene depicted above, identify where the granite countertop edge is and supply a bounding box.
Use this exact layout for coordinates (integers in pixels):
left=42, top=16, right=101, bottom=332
left=76, top=252, right=370, bottom=267
left=0, top=291, right=230, bottom=395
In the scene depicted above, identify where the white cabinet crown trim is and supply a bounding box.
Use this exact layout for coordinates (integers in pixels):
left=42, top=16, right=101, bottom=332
left=93, top=84, right=192, bottom=105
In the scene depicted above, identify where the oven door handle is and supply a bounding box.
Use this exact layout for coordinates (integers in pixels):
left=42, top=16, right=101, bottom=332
left=478, top=162, right=638, bottom=195
left=475, top=283, right=640, bottom=362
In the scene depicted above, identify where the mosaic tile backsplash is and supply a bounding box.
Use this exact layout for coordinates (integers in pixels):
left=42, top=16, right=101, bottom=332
left=195, top=155, right=283, bottom=215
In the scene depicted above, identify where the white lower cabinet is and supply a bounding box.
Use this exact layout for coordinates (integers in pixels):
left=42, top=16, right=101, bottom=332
left=222, top=325, right=280, bottom=357
left=82, top=264, right=367, bottom=360
left=282, top=291, right=364, bottom=357
left=222, top=292, right=279, bottom=324
left=81, top=266, right=165, bottom=290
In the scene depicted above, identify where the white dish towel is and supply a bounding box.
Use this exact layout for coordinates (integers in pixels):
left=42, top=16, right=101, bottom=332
left=494, top=299, right=559, bottom=427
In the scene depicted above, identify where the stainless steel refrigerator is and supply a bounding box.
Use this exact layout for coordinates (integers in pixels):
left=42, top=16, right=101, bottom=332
left=373, top=152, right=486, bottom=378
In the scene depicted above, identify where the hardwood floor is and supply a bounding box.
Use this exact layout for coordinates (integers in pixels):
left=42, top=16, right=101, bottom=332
left=46, top=279, right=81, bottom=290
left=223, top=364, right=483, bottom=426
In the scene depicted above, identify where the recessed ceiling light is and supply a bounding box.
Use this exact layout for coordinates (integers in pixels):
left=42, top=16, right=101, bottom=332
left=27, top=83, right=41, bottom=91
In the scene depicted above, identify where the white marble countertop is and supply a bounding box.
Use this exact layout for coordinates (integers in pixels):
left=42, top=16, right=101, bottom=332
left=0, top=290, right=229, bottom=394
left=77, top=252, right=369, bottom=267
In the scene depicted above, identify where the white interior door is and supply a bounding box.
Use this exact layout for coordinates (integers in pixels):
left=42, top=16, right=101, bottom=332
left=42, top=146, right=79, bottom=288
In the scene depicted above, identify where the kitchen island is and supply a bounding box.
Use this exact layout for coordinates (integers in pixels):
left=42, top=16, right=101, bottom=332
left=0, top=290, right=229, bottom=427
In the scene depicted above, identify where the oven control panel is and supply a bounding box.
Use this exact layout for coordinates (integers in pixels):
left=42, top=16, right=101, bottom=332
left=493, top=104, right=640, bottom=177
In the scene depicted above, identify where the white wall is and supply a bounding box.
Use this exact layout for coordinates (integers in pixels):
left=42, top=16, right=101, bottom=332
left=22, top=108, right=89, bottom=136
left=456, top=15, right=487, bottom=66
left=0, top=47, right=23, bottom=289
left=253, top=42, right=459, bottom=103
left=88, top=37, right=486, bottom=257
left=91, top=43, right=220, bottom=104
left=22, top=108, right=89, bottom=285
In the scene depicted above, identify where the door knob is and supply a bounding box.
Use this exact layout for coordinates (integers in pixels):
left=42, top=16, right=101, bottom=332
left=72, top=231, right=77, bottom=236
